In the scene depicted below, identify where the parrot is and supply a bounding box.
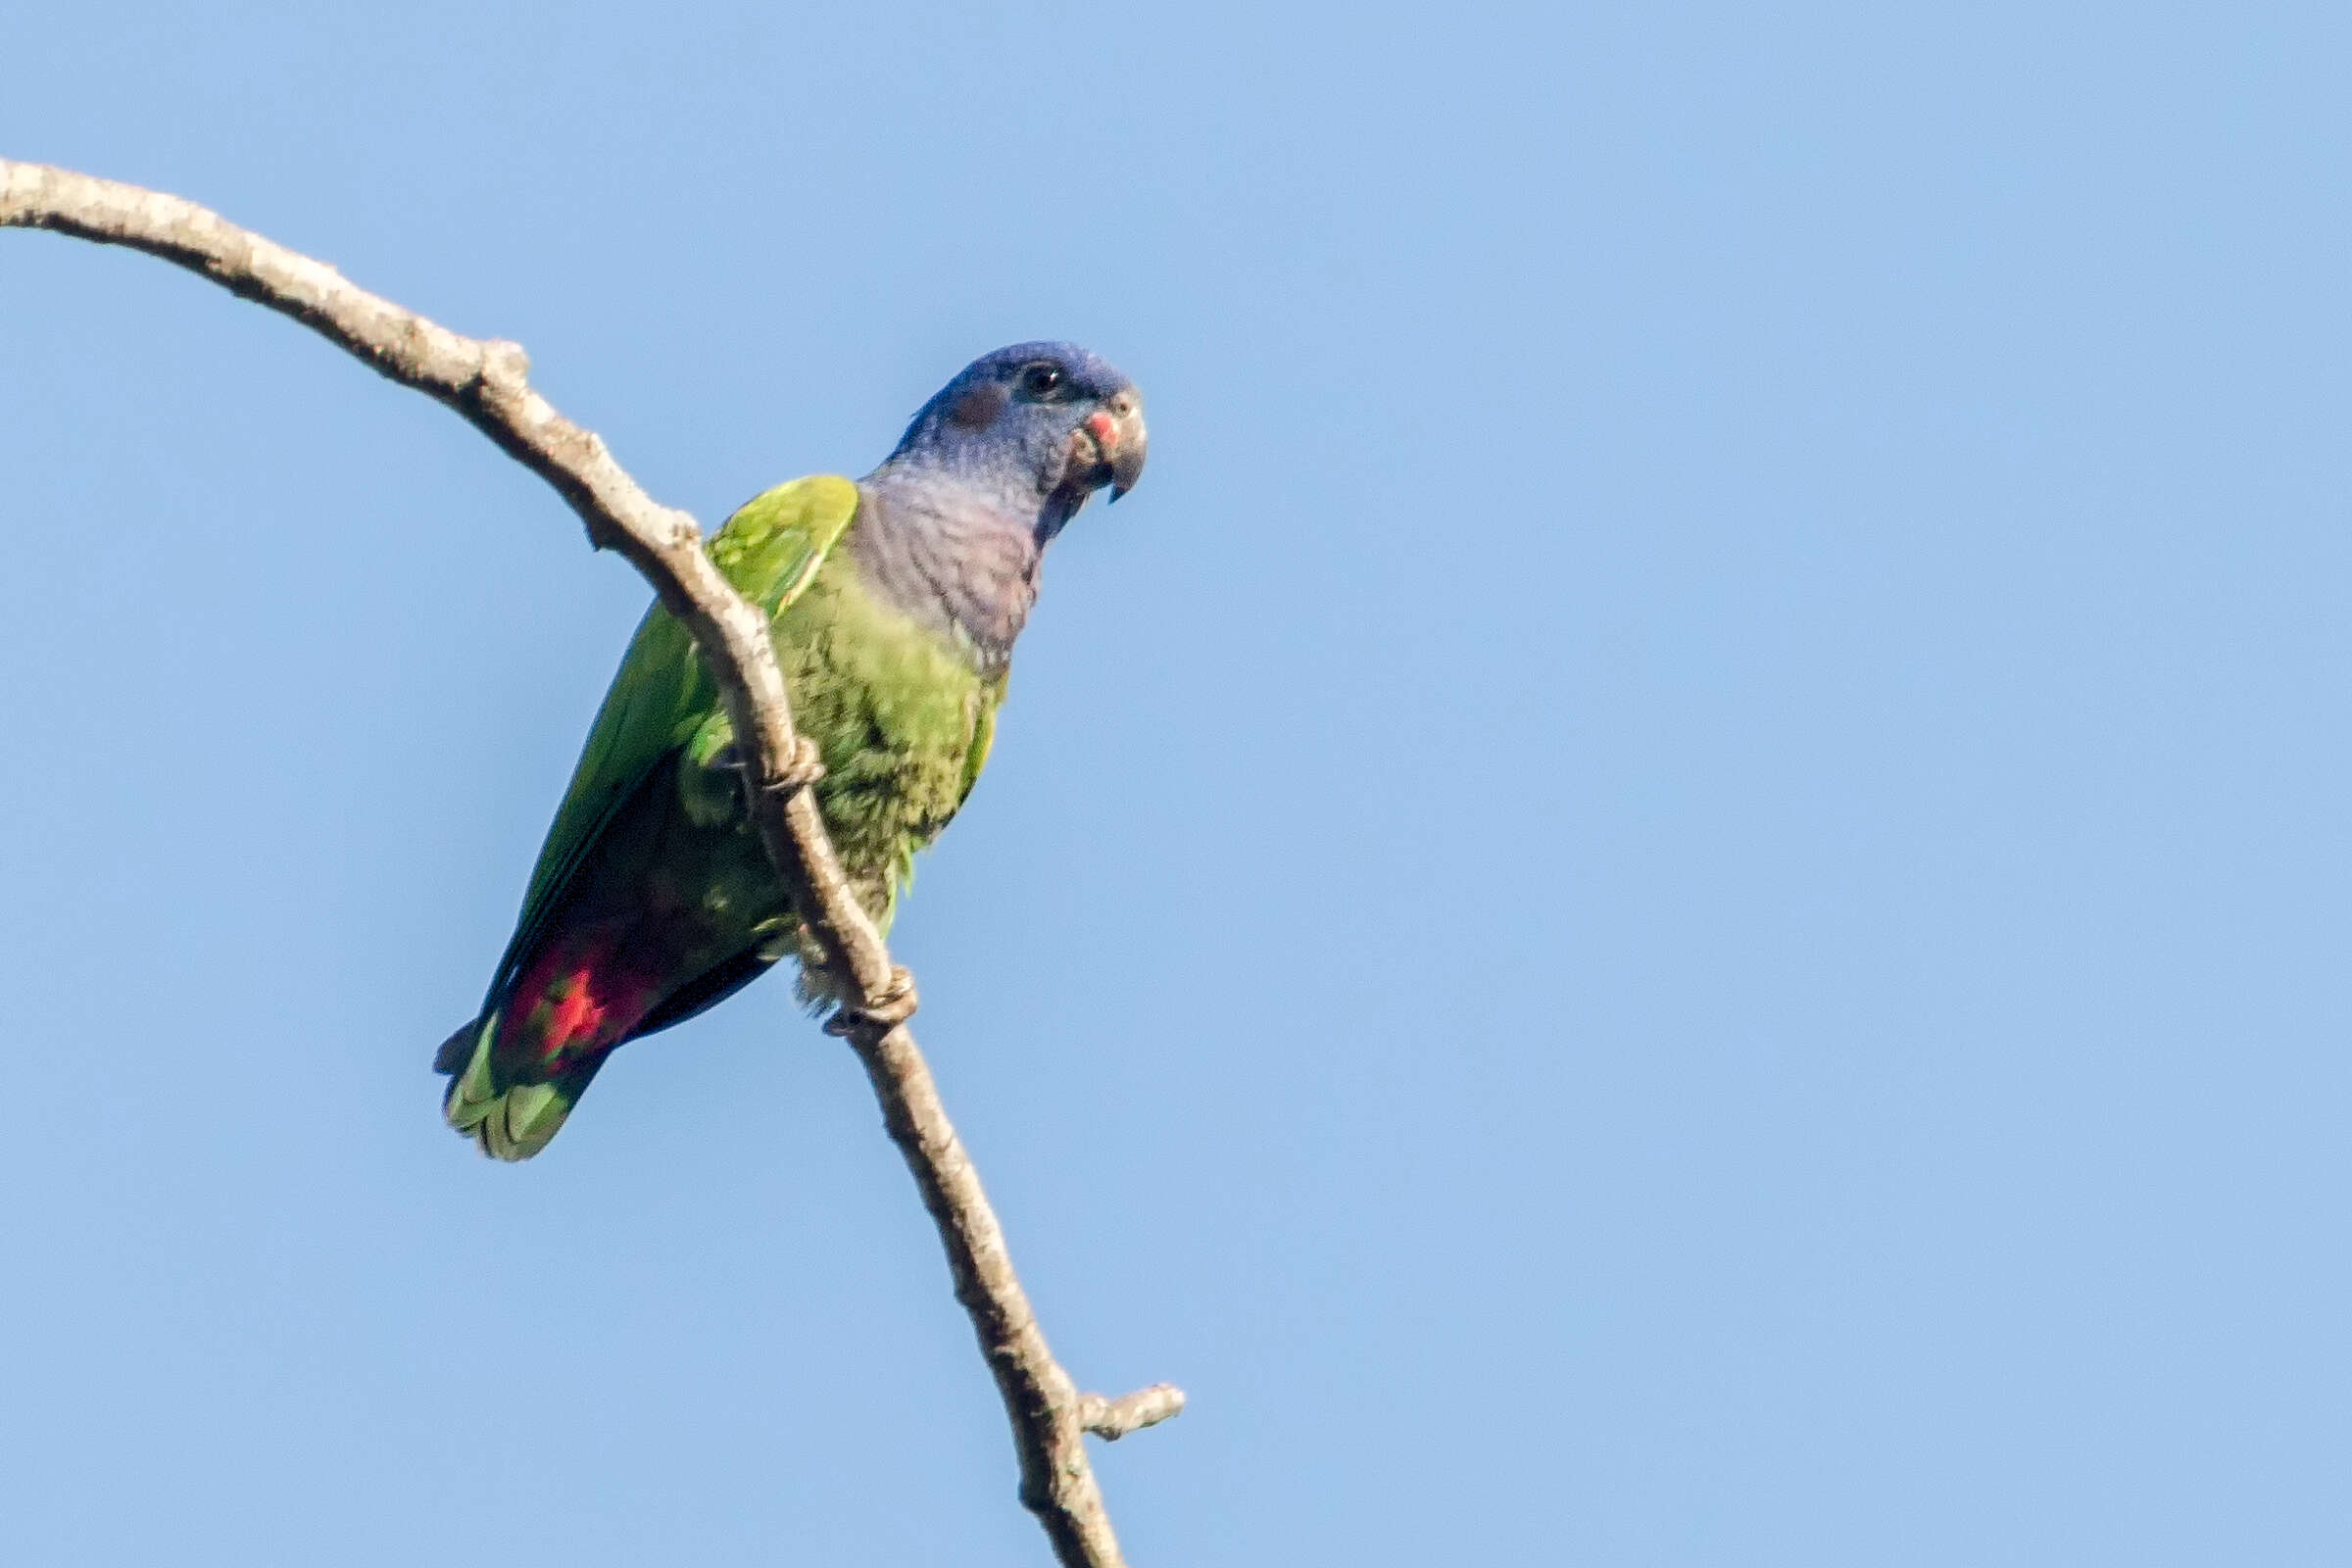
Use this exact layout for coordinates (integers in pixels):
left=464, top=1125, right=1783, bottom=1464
left=434, top=341, right=1147, bottom=1159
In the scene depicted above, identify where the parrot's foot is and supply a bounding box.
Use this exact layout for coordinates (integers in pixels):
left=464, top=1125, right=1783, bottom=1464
left=766, top=735, right=827, bottom=793
left=714, top=736, right=826, bottom=797
left=825, top=965, right=919, bottom=1037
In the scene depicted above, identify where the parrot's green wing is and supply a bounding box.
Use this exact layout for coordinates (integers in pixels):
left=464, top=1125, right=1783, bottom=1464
left=484, top=474, right=861, bottom=1002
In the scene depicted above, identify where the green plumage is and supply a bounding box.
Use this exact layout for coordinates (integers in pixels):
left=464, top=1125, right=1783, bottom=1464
left=440, top=475, right=1002, bottom=1158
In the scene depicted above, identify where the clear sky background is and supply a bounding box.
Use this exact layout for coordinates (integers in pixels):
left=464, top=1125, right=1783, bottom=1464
left=3, top=4, right=2346, bottom=1564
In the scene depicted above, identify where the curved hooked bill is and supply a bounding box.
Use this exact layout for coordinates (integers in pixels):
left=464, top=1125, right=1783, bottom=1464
left=1078, top=400, right=1149, bottom=502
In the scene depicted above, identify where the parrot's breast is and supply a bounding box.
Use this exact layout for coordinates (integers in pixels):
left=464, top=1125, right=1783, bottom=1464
left=776, top=547, right=1004, bottom=929
left=846, top=478, right=1041, bottom=676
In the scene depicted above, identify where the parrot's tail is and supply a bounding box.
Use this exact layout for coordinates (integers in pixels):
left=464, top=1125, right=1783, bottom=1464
left=434, top=1013, right=600, bottom=1162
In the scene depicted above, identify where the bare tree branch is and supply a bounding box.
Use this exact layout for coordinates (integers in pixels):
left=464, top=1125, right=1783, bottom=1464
left=1, top=157, right=1180, bottom=1568
left=1078, top=1385, right=1189, bottom=1442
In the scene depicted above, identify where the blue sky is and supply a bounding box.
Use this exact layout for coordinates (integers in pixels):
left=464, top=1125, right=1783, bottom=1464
left=3, top=4, right=2347, bottom=1563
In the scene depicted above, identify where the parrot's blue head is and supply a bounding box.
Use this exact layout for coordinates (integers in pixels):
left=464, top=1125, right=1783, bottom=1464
left=871, top=341, right=1147, bottom=542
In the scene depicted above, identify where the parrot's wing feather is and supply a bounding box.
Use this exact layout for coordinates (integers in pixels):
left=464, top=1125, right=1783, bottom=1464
left=485, top=474, right=862, bottom=1002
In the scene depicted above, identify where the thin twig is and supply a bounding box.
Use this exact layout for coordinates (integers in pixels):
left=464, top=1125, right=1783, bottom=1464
left=1078, top=1386, right=1188, bottom=1442
left=1, top=157, right=1179, bottom=1568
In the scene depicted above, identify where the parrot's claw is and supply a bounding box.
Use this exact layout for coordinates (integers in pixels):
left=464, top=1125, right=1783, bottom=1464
left=771, top=736, right=827, bottom=792
left=743, top=736, right=824, bottom=796
left=825, top=966, right=919, bottom=1037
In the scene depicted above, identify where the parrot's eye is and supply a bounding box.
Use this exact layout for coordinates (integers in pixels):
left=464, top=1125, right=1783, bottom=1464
left=1018, top=363, right=1065, bottom=399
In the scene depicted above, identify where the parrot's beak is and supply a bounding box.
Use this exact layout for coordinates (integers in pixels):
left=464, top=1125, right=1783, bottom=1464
left=1081, top=393, right=1148, bottom=502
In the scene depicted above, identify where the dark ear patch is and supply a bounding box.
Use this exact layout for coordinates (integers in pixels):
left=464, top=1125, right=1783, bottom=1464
left=948, top=381, right=1010, bottom=430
